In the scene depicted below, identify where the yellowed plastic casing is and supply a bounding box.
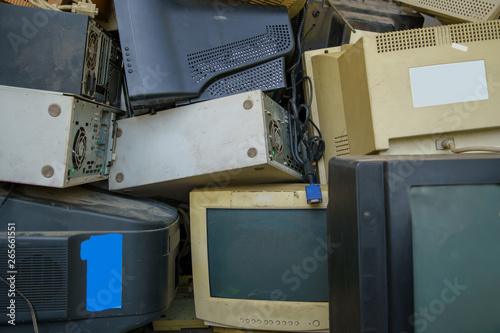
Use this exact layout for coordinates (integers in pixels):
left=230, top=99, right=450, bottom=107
left=190, top=184, right=329, bottom=332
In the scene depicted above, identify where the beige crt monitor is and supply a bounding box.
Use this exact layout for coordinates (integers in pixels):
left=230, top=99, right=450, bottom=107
left=190, top=184, right=329, bottom=332
left=398, top=0, right=500, bottom=23
left=308, top=20, right=500, bottom=182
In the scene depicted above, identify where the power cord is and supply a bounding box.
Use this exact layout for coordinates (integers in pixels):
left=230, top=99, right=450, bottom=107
left=0, top=275, right=39, bottom=333
left=440, top=139, right=500, bottom=154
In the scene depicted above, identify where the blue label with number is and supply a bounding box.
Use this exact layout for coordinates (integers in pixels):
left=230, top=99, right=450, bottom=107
left=80, top=234, right=123, bottom=312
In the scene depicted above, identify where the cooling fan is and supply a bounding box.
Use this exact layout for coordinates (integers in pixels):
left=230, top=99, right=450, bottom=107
left=72, top=127, right=87, bottom=171
left=269, top=119, right=284, bottom=156
left=85, top=30, right=98, bottom=71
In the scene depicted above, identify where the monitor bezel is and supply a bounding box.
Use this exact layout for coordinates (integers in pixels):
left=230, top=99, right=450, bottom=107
left=190, top=184, right=329, bottom=332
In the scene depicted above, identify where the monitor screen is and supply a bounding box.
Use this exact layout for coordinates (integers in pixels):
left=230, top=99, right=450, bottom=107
left=410, top=184, right=500, bottom=333
left=206, top=208, right=328, bottom=302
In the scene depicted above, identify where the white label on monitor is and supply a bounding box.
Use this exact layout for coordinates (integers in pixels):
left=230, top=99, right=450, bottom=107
left=409, top=60, right=488, bottom=108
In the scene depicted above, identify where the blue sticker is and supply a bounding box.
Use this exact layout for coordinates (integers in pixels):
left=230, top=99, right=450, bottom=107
left=80, top=234, right=123, bottom=312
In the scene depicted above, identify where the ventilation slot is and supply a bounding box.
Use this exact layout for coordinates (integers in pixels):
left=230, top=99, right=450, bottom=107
left=0, top=247, right=68, bottom=313
left=416, top=0, right=497, bottom=21
left=449, top=20, right=500, bottom=44
left=376, top=27, right=437, bottom=53
left=198, top=58, right=285, bottom=101
left=187, top=25, right=292, bottom=84
left=334, top=135, right=350, bottom=156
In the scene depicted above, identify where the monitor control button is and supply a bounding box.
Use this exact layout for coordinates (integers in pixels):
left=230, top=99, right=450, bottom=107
left=269, top=320, right=273, bottom=325
left=257, top=320, right=262, bottom=324
left=251, top=319, right=256, bottom=324
left=313, top=320, right=320, bottom=327
left=295, top=321, right=299, bottom=326
left=239, top=318, right=244, bottom=323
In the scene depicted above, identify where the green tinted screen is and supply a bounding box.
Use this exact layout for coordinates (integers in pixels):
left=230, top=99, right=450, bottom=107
left=410, top=184, right=500, bottom=333
left=206, top=208, right=328, bottom=302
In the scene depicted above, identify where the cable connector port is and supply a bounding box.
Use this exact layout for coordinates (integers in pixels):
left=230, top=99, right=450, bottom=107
left=305, top=184, right=323, bottom=205
left=72, top=2, right=98, bottom=18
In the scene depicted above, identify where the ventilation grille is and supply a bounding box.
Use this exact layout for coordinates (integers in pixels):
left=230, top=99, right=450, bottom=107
left=285, top=154, right=304, bottom=173
left=0, top=247, right=68, bottom=313
left=72, top=127, right=87, bottom=171
left=334, top=134, right=350, bottom=156
left=449, top=20, right=500, bottom=43
left=187, top=25, right=292, bottom=85
left=406, top=0, right=499, bottom=21
left=198, top=58, right=285, bottom=101
left=376, top=27, right=437, bottom=53
left=269, top=120, right=284, bottom=156
left=86, top=31, right=99, bottom=71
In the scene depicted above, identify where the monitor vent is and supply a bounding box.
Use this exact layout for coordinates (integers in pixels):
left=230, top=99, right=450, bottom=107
left=198, top=58, right=285, bottom=101
left=449, top=20, right=500, bottom=43
left=187, top=25, right=292, bottom=84
left=334, top=134, right=350, bottom=156
left=415, top=0, right=497, bottom=21
left=376, top=27, right=437, bottom=53
left=0, top=247, right=68, bottom=313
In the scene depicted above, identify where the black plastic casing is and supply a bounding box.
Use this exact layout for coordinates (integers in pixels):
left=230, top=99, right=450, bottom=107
left=0, top=184, right=180, bottom=333
left=114, top=0, right=294, bottom=113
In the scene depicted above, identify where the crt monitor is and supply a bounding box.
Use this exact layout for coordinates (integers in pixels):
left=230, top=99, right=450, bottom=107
left=305, top=20, right=500, bottom=182
left=114, top=0, right=294, bottom=114
left=0, top=183, right=180, bottom=333
left=328, top=154, right=500, bottom=333
left=190, top=184, right=329, bottom=332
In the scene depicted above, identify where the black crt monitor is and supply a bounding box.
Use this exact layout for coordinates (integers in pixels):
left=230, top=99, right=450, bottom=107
left=114, top=0, right=295, bottom=114
left=0, top=183, right=180, bottom=333
left=328, top=154, right=500, bottom=333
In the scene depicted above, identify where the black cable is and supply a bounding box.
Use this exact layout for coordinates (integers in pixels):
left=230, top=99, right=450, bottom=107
left=287, top=6, right=325, bottom=184
left=0, top=275, right=39, bottom=333
left=0, top=183, right=15, bottom=211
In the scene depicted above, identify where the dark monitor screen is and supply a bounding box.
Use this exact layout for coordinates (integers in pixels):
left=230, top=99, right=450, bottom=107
left=410, top=184, right=500, bottom=333
left=206, top=208, right=328, bottom=303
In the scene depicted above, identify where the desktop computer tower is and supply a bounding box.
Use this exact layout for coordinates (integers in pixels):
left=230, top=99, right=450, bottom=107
left=0, top=3, right=124, bottom=108
left=108, top=90, right=304, bottom=202
left=0, top=85, right=121, bottom=188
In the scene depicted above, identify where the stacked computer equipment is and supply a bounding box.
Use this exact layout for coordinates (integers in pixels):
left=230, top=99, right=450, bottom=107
left=2, top=0, right=499, bottom=332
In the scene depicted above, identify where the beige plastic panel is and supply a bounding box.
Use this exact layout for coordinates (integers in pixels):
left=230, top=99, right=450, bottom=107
left=308, top=20, right=500, bottom=160
left=399, top=0, right=500, bottom=22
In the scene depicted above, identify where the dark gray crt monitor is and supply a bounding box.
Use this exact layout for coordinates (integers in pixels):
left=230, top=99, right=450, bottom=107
left=0, top=183, right=180, bottom=333
left=114, top=0, right=294, bottom=113
left=328, top=154, right=500, bottom=333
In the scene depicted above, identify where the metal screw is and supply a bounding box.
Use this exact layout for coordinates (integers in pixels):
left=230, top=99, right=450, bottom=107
left=41, top=165, right=54, bottom=178
left=247, top=147, right=257, bottom=158
left=115, top=173, right=124, bottom=183
left=48, top=104, right=61, bottom=117
left=312, top=9, right=320, bottom=17
left=243, top=99, right=253, bottom=110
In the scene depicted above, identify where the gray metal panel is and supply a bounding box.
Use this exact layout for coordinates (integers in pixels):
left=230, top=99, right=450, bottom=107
left=0, top=85, right=118, bottom=187
left=109, top=90, right=303, bottom=202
